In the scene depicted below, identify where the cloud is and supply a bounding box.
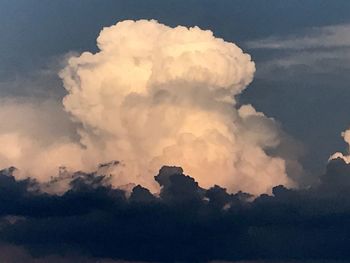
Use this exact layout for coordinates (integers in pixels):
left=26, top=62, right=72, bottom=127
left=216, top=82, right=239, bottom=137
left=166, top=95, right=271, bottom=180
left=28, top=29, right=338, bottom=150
left=330, top=130, right=350, bottom=165
left=0, top=98, right=87, bottom=184
left=245, top=24, right=350, bottom=78
left=0, top=159, right=350, bottom=261
left=246, top=24, right=350, bottom=50
left=238, top=23, right=350, bottom=186
left=57, top=19, right=294, bottom=194
left=0, top=19, right=300, bottom=195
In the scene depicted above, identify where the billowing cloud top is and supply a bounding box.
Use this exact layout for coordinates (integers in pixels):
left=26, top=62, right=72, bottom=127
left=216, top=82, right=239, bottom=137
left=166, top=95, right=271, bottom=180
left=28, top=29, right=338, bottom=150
left=57, top=20, right=292, bottom=194
left=0, top=20, right=296, bottom=195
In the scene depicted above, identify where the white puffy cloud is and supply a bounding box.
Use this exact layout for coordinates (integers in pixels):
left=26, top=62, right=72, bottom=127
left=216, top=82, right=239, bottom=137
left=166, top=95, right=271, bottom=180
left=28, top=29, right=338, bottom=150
left=57, top=19, right=293, bottom=194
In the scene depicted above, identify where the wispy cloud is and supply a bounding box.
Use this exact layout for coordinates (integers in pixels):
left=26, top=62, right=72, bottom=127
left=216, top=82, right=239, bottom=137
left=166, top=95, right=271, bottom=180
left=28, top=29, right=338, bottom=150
left=247, top=24, right=350, bottom=50
left=245, top=24, right=350, bottom=78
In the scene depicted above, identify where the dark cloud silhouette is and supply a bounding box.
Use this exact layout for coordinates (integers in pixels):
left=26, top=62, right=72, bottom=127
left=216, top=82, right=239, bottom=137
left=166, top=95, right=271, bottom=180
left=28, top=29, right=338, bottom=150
left=129, top=185, right=156, bottom=204
left=0, top=161, right=350, bottom=262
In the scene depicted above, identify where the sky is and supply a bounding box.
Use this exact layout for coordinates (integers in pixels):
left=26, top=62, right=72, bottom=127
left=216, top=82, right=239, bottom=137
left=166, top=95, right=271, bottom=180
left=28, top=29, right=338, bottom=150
left=2, top=0, right=350, bottom=262
left=2, top=0, right=350, bottom=177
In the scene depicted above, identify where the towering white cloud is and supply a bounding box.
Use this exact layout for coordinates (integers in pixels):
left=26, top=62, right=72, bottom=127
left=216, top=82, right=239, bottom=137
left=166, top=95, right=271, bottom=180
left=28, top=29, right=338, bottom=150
left=0, top=20, right=297, bottom=195
left=57, top=19, right=293, bottom=194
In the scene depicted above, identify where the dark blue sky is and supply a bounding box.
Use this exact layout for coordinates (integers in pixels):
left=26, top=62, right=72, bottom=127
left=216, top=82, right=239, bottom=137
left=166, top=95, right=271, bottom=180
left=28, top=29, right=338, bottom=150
left=1, top=0, right=350, bottom=179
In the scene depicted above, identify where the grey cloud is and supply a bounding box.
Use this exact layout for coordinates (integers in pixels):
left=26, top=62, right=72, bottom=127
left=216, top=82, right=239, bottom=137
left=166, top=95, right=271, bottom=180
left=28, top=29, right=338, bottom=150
left=1, top=160, right=350, bottom=261
left=246, top=24, right=350, bottom=50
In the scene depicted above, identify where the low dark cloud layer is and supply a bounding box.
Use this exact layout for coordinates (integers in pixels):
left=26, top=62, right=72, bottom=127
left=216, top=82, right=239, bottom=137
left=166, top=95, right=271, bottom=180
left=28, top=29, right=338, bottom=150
left=1, top=160, right=350, bottom=262
left=2, top=0, right=350, bottom=187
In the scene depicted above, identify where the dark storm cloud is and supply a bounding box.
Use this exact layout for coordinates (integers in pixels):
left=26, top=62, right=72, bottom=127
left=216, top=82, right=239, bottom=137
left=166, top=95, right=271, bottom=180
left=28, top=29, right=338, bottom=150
left=1, top=161, right=350, bottom=262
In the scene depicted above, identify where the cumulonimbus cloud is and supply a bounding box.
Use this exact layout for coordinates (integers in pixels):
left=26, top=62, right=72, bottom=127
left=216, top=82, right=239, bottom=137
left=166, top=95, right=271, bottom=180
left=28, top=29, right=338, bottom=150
left=58, top=19, right=295, bottom=194
left=0, top=20, right=296, bottom=195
